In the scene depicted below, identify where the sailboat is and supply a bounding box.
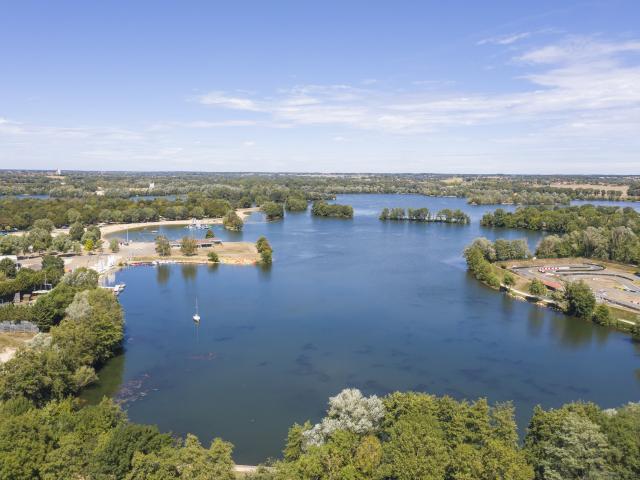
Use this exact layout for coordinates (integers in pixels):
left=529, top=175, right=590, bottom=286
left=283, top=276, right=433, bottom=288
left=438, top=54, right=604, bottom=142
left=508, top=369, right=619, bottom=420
left=192, top=298, right=201, bottom=322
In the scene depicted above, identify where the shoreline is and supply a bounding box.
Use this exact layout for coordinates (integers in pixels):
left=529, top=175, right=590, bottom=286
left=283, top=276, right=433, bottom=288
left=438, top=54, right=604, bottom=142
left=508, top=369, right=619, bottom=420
left=470, top=265, right=639, bottom=335
left=99, top=207, right=259, bottom=236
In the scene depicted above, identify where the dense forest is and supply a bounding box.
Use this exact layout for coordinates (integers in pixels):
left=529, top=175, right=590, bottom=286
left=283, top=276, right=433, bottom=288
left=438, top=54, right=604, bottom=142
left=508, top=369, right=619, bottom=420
left=481, top=205, right=640, bottom=264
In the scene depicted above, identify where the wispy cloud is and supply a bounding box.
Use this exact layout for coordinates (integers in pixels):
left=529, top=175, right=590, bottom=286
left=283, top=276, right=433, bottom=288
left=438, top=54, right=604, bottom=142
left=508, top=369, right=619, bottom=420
left=478, top=32, right=531, bottom=46
left=2, top=35, right=639, bottom=173
left=519, top=36, right=640, bottom=64
left=197, top=91, right=261, bottom=111
left=190, top=35, right=640, bottom=138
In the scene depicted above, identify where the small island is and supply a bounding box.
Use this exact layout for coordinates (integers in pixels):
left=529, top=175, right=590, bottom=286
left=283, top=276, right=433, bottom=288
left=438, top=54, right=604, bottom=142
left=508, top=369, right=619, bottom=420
left=379, top=207, right=470, bottom=224
left=311, top=201, right=354, bottom=218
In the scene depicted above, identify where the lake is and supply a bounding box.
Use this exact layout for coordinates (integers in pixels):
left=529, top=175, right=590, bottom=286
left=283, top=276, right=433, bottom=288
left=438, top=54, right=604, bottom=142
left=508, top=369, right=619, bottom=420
left=87, top=194, right=640, bottom=464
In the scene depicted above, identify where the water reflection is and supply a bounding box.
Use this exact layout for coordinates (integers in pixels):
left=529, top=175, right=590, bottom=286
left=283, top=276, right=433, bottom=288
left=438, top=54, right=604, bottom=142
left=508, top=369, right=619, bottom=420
left=80, top=353, right=125, bottom=404
left=180, top=264, right=197, bottom=281
left=527, top=308, right=545, bottom=337
left=157, top=264, right=170, bottom=285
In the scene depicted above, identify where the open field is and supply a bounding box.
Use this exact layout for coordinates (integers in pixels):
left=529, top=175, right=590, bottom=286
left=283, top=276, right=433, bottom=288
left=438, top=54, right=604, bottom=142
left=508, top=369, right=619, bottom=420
left=550, top=182, right=629, bottom=196
left=130, top=242, right=260, bottom=265
left=0, top=332, right=36, bottom=363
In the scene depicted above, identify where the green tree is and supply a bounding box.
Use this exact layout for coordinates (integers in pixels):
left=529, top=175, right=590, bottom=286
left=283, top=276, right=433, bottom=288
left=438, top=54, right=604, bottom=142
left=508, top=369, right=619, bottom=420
left=207, top=251, right=219, bottom=263
left=285, top=197, right=308, bottom=212
left=564, top=280, right=596, bottom=319
left=526, top=409, right=611, bottom=480
left=205, top=229, right=215, bottom=239
left=91, top=424, right=173, bottom=479
left=51, top=233, right=74, bottom=253
left=261, top=201, right=284, bottom=220
left=0, top=258, right=16, bottom=279
left=529, top=279, right=548, bottom=297
left=26, top=228, right=52, bottom=252
left=127, top=434, right=235, bottom=480
left=110, top=238, right=120, bottom=253
left=180, top=237, right=197, bottom=256
left=41, top=255, right=64, bottom=273
left=32, top=218, right=55, bottom=233
left=69, top=222, right=85, bottom=241
left=222, top=210, right=244, bottom=231
left=155, top=236, right=171, bottom=257
left=593, top=304, right=613, bottom=326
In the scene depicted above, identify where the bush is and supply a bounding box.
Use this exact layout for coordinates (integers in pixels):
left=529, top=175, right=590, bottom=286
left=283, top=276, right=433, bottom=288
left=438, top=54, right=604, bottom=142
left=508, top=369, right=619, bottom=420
left=528, top=279, right=548, bottom=297
left=207, top=251, right=219, bottom=263
left=503, top=272, right=515, bottom=287
left=593, top=304, right=613, bottom=326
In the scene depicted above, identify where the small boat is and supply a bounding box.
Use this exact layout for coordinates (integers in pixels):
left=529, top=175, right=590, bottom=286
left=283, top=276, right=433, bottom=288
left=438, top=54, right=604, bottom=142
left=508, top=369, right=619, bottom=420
left=192, top=298, right=201, bottom=322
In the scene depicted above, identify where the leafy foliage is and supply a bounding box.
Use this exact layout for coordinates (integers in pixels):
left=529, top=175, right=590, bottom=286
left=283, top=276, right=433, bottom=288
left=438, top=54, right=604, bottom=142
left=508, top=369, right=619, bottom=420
left=155, top=235, right=171, bottom=256
left=180, top=237, right=197, bottom=256
left=223, top=210, right=244, bottom=231
left=312, top=201, right=354, bottom=218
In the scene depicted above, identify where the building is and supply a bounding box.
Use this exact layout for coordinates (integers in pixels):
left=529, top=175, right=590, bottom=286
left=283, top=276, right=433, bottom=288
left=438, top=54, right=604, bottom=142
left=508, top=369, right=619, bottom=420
left=169, top=238, right=222, bottom=248
left=542, top=280, right=563, bottom=291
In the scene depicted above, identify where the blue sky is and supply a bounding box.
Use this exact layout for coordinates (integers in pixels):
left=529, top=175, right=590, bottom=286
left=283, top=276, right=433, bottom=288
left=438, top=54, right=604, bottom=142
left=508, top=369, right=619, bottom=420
left=1, top=1, right=639, bottom=173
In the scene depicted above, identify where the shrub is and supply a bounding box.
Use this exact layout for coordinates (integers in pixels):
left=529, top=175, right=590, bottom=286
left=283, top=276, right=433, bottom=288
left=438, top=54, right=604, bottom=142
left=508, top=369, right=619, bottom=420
left=528, top=279, right=548, bottom=297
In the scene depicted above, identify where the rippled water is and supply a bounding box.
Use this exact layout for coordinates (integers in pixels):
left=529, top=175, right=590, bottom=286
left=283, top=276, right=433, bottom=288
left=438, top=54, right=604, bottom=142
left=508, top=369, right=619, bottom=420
left=87, top=195, right=640, bottom=464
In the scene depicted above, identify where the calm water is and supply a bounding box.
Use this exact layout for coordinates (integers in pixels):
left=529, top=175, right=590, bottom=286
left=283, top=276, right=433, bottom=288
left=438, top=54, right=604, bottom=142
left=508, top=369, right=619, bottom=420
left=88, top=195, right=640, bottom=464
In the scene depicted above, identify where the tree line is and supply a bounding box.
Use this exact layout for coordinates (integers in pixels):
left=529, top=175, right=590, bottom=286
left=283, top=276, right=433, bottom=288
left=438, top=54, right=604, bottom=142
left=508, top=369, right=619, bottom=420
left=379, top=207, right=470, bottom=224
left=4, top=171, right=639, bottom=203
left=0, top=220, right=104, bottom=257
